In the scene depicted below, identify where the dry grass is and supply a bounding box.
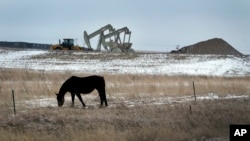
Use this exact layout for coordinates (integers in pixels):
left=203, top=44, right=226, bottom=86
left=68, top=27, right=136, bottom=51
left=0, top=69, right=250, bottom=141
left=1, top=99, right=249, bottom=141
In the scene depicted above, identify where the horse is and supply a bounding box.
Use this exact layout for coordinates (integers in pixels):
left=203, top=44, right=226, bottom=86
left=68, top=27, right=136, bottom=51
left=56, top=75, right=108, bottom=107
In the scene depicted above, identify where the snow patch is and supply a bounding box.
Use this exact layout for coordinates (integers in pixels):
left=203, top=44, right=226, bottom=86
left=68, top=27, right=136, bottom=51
left=0, top=49, right=250, bottom=76
left=22, top=94, right=249, bottom=108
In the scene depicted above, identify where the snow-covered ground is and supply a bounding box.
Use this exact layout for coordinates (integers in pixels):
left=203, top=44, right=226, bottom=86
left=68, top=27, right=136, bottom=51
left=21, top=93, right=249, bottom=108
left=0, top=48, right=250, bottom=76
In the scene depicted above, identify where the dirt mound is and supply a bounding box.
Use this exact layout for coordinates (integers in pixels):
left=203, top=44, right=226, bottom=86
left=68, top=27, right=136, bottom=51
left=171, top=38, right=242, bottom=56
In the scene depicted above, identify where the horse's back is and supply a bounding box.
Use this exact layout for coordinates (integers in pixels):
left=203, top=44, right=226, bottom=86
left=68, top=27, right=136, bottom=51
left=67, top=75, right=105, bottom=88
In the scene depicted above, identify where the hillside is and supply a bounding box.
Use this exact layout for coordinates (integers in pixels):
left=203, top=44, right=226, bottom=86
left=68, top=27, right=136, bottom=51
left=171, top=38, right=243, bottom=56
left=0, top=48, right=249, bottom=76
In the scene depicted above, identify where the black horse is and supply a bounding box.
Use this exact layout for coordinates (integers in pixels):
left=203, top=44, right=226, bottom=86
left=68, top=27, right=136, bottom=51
left=56, top=75, right=108, bottom=107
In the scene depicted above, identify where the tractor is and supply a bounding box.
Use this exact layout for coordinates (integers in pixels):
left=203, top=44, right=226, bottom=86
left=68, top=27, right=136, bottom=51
left=50, top=38, right=83, bottom=50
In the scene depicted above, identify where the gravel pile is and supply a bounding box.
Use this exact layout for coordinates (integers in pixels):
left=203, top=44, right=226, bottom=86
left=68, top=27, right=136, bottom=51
left=172, top=38, right=242, bottom=56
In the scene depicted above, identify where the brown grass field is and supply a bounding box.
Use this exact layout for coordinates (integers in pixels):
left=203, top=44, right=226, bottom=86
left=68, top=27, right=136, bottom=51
left=0, top=69, right=250, bottom=141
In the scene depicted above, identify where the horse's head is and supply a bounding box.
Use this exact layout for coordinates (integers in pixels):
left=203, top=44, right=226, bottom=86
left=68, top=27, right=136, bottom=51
left=56, top=93, right=65, bottom=107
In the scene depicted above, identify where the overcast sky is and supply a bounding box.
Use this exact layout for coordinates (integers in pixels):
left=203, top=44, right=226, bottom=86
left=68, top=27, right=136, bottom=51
left=0, top=0, right=250, bottom=54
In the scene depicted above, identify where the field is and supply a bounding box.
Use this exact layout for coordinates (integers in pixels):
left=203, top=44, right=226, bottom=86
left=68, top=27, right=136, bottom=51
left=0, top=69, right=249, bottom=141
left=0, top=49, right=250, bottom=141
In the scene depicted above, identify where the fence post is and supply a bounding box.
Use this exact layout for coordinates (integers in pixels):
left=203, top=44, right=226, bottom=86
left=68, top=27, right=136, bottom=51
left=192, top=81, right=196, bottom=102
left=12, top=89, right=16, bottom=116
left=189, top=105, right=192, bottom=114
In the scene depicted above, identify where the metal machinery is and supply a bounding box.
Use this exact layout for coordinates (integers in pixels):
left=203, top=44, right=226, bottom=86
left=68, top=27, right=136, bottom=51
left=50, top=38, right=83, bottom=50
left=84, top=24, right=134, bottom=53
left=101, top=27, right=133, bottom=52
left=84, top=24, right=114, bottom=51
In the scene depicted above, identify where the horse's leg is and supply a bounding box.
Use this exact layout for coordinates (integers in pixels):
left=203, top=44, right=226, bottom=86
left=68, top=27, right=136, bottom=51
left=71, top=93, right=75, bottom=107
left=76, top=93, right=86, bottom=107
left=103, top=90, right=108, bottom=106
left=98, top=87, right=108, bottom=107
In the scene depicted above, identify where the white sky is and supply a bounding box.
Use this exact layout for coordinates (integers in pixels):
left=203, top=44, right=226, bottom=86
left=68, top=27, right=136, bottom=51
left=0, top=0, right=250, bottom=54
